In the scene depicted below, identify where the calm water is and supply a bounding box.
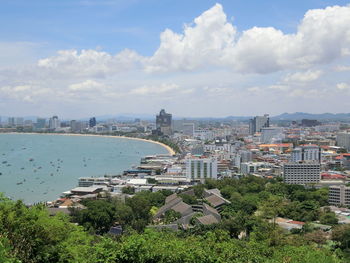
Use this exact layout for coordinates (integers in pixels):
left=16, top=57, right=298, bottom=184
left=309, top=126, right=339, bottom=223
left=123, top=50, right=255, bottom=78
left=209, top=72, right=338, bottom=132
left=0, top=134, right=168, bottom=204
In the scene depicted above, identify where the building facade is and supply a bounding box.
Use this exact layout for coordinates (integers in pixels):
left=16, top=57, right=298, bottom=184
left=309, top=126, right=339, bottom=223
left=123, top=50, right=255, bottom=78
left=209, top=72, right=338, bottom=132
left=185, top=158, right=218, bottom=181
left=155, top=109, right=172, bottom=136
left=329, top=185, right=350, bottom=206
left=249, top=114, right=269, bottom=135
left=49, top=116, right=60, bottom=130
left=336, top=133, right=350, bottom=151
left=290, top=145, right=321, bottom=163
left=283, top=163, right=321, bottom=185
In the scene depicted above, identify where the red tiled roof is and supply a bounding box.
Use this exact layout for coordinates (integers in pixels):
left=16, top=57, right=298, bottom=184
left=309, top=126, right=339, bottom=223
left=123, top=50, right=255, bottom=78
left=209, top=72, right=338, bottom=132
left=288, top=220, right=305, bottom=225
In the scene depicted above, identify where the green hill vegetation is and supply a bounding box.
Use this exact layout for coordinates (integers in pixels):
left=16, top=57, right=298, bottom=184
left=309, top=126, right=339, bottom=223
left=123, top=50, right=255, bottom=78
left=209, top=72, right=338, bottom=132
left=0, top=177, right=349, bottom=262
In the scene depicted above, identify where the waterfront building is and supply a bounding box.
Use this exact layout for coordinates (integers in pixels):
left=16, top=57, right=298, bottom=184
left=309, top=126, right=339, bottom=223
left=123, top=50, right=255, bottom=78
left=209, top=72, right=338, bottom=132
left=249, top=114, right=269, bottom=135
left=336, top=132, right=350, bottom=151
left=15, top=117, right=24, bottom=127
left=290, top=145, right=321, bottom=163
left=8, top=117, right=15, bottom=127
left=49, top=116, right=60, bottom=130
left=185, top=158, right=218, bottom=181
left=155, top=109, right=172, bottom=136
left=89, top=117, right=96, bottom=128
left=329, top=185, right=350, bottom=206
left=35, top=118, right=46, bottom=129
left=283, top=163, right=321, bottom=185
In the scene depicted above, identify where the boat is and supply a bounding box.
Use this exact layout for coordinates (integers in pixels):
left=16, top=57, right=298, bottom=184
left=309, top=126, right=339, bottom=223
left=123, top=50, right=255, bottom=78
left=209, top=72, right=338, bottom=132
left=16, top=182, right=23, bottom=185
left=29, top=158, right=34, bottom=162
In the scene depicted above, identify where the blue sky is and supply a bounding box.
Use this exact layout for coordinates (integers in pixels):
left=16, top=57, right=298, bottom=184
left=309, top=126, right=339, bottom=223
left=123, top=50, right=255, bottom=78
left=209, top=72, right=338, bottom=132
left=0, top=0, right=350, bottom=118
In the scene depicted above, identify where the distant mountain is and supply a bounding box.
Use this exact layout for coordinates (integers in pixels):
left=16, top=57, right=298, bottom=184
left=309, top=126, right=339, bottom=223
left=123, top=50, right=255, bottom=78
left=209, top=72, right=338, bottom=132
left=272, top=112, right=350, bottom=121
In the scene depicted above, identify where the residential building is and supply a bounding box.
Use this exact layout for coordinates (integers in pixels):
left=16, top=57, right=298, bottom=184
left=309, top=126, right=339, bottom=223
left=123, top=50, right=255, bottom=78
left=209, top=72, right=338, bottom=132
left=261, top=127, right=283, bottom=143
left=15, top=117, right=24, bottom=127
left=336, top=133, right=350, bottom=151
left=8, top=117, right=15, bottom=127
left=283, top=163, right=321, bottom=185
left=155, top=109, right=172, bottom=136
left=182, top=123, right=195, bottom=137
left=290, top=145, right=321, bottom=163
left=89, top=117, right=96, bottom=128
left=49, top=116, right=60, bottom=130
left=185, top=158, right=218, bottom=181
left=35, top=118, right=46, bottom=129
left=329, top=185, right=350, bottom=206
left=249, top=114, right=269, bottom=135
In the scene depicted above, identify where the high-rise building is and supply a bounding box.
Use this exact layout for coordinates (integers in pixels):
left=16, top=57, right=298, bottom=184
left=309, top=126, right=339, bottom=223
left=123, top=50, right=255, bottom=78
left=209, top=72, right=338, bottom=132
left=49, top=116, right=60, bottom=130
left=283, top=163, right=321, bottom=185
left=89, top=117, right=96, bottom=128
left=186, top=158, right=218, bottom=181
left=35, top=118, right=46, bottom=129
left=249, top=114, right=269, bottom=135
left=182, top=123, right=195, bottom=137
left=290, top=145, right=321, bottom=163
left=336, top=133, right=350, bottom=151
left=155, top=109, right=172, bottom=136
left=8, top=117, right=15, bottom=127
left=261, top=127, right=283, bottom=143
left=301, top=119, right=321, bottom=127
left=15, top=117, right=24, bottom=127
left=329, top=185, right=350, bottom=206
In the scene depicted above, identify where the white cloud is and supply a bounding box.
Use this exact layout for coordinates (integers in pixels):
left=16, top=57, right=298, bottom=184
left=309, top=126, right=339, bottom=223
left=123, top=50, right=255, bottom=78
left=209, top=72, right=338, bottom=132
left=336, top=82, right=350, bottom=90
left=130, top=83, right=180, bottom=95
left=69, top=79, right=108, bottom=91
left=145, top=3, right=236, bottom=72
left=147, top=4, right=350, bottom=74
left=27, top=3, right=350, bottom=77
left=335, top=65, right=350, bottom=72
left=38, top=48, right=142, bottom=78
left=283, top=70, right=323, bottom=82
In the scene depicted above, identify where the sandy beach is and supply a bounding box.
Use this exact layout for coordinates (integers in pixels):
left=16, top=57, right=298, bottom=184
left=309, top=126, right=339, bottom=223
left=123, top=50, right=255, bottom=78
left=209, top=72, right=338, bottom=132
left=1, top=132, right=176, bottom=155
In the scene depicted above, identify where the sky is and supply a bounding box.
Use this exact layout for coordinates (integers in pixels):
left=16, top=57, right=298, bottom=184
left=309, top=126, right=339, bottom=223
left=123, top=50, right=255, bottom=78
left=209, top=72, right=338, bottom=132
left=1, top=0, right=350, bottom=118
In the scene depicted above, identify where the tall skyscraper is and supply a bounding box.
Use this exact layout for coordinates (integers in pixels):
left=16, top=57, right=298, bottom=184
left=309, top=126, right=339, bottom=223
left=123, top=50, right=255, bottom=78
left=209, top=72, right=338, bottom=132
left=155, top=109, right=172, bottom=136
left=49, top=116, right=60, bottom=130
left=249, top=114, right=269, bottom=135
left=15, top=117, right=24, bottom=127
left=89, top=117, right=96, bottom=128
left=8, top=117, right=15, bottom=127
left=35, top=118, right=46, bottom=129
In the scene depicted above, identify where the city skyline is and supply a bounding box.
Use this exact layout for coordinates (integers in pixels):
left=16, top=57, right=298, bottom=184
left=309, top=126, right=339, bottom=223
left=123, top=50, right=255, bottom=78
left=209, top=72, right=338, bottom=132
left=1, top=1, right=350, bottom=118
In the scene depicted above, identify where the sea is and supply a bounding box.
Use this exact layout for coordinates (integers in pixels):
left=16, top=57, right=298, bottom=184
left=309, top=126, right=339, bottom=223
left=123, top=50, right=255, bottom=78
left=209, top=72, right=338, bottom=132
left=0, top=133, right=169, bottom=204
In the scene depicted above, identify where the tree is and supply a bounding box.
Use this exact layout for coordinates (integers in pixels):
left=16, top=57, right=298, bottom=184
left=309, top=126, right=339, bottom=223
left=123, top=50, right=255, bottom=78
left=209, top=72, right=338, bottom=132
left=122, top=186, right=135, bottom=195
left=73, top=200, right=116, bottom=234
left=163, top=209, right=181, bottom=224
left=320, top=212, right=338, bottom=225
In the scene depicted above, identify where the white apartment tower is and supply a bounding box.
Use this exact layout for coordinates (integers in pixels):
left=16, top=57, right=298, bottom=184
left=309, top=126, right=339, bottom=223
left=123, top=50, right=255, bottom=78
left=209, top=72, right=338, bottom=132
left=49, top=116, right=60, bottom=130
left=186, top=158, right=218, bottom=181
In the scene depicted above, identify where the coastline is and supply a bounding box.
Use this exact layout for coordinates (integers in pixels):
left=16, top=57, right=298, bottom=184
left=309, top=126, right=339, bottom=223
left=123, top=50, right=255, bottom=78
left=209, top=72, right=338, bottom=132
left=0, top=132, right=176, bottom=155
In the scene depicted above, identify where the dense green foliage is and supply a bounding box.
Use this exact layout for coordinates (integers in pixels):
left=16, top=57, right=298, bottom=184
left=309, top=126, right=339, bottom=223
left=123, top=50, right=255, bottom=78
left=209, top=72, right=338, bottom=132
left=0, top=177, right=349, bottom=262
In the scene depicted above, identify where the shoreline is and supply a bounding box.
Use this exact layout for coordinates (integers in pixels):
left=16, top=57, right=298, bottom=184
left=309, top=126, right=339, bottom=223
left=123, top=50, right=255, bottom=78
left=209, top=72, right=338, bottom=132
left=0, top=132, right=176, bottom=155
